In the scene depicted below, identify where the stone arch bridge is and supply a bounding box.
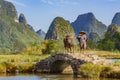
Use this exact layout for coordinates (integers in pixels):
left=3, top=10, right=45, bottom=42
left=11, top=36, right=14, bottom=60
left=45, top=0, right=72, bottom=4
left=34, top=53, right=111, bottom=76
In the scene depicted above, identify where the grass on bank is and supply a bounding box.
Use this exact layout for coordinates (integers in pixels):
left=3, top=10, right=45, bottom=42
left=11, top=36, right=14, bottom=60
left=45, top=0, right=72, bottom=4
left=0, top=54, right=50, bottom=63
left=0, top=54, right=50, bottom=73
left=0, top=50, right=119, bottom=63
left=78, top=62, right=120, bottom=78
left=79, top=62, right=102, bottom=78
left=84, top=50, right=120, bottom=58
left=0, top=62, right=34, bottom=73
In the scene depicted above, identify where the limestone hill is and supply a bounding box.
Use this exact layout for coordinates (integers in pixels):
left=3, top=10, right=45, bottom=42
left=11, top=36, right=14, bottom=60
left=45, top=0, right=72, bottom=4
left=0, top=0, right=42, bottom=53
left=71, top=12, right=107, bottom=38
left=112, top=12, right=120, bottom=26
left=45, top=17, right=75, bottom=40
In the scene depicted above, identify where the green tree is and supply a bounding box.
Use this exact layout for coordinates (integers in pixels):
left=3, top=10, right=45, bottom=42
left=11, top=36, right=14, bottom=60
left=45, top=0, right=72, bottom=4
left=104, top=39, right=115, bottom=51
left=87, top=39, right=97, bottom=49
left=97, top=32, right=120, bottom=51
left=42, top=40, right=59, bottom=54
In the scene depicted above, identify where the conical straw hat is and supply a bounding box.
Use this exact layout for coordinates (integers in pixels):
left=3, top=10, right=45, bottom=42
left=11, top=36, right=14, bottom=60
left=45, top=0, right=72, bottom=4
left=79, top=31, right=86, bottom=34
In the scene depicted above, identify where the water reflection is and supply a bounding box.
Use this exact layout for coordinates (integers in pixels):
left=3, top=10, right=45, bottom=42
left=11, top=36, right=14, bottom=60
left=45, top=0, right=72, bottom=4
left=0, top=73, right=119, bottom=80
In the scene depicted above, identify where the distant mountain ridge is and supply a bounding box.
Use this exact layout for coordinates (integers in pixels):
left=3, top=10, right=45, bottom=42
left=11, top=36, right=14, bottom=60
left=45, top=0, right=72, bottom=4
left=71, top=13, right=107, bottom=38
left=27, top=24, right=35, bottom=32
left=36, top=29, right=46, bottom=39
left=18, top=13, right=46, bottom=39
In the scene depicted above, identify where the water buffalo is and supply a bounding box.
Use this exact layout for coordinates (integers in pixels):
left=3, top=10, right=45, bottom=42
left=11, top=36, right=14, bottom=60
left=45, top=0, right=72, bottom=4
left=63, top=35, right=75, bottom=53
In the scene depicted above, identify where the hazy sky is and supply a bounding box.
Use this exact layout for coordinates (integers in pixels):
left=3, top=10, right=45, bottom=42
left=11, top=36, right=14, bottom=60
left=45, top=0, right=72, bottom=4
left=5, top=0, right=120, bottom=32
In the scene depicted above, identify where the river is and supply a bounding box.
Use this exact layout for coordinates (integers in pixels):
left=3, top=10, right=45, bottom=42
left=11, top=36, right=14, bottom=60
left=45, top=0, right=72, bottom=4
left=0, top=73, right=119, bottom=80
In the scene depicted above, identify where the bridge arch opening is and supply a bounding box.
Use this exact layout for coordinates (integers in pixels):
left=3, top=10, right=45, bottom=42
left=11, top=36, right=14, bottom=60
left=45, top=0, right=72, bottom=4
left=50, top=60, right=73, bottom=74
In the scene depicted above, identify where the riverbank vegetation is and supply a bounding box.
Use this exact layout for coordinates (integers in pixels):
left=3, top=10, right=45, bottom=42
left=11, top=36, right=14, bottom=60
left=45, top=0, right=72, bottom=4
left=78, top=62, right=120, bottom=78
left=0, top=54, right=50, bottom=73
left=0, top=50, right=119, bottom=73
left=0, top=39, right=120, bottom=79
left=85, top=50, right=120, bottom=58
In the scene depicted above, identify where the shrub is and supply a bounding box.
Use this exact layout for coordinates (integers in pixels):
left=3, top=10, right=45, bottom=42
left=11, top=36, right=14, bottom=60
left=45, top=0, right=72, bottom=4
left=114, top=60, right=120, bottom=66
left=102, top=66, right=113, bottom=72
left=100, top=66, right=113, bottom=78
left=0, top=62, right=6, bottom=73
left=18, top=62, right=34, bottom=72
left=4, top=62, right=18, bottom=73
left=42, top=40, right=59, bottom=54
left=79, top=63, right=102, bottom=78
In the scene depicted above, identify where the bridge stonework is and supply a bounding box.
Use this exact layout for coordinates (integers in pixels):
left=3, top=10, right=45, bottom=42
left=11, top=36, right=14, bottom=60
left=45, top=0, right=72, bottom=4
left=34, top=53, right=86, bottom=76
left=34, top=53, right=112, bottom=77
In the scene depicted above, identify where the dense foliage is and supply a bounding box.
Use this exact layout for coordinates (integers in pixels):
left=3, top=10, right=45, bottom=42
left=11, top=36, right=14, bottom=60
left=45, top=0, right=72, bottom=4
left=42, top=40, right=63, bottom=54
left=79, top=62, right=113, bottom=78
left=97, top=24, right=120, bottom=51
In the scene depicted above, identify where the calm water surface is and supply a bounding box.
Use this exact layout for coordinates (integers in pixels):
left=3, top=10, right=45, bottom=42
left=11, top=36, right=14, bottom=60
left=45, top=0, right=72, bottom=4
left=0, top=73, right=119, bottom=80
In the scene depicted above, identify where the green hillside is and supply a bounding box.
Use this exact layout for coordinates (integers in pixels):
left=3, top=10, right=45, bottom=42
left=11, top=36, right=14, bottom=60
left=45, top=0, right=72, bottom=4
left=0, top=0, right=42, bottom=53
left=45, top=17, right=75, bottom=40
left=44, top=17, right=75, bottom=54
